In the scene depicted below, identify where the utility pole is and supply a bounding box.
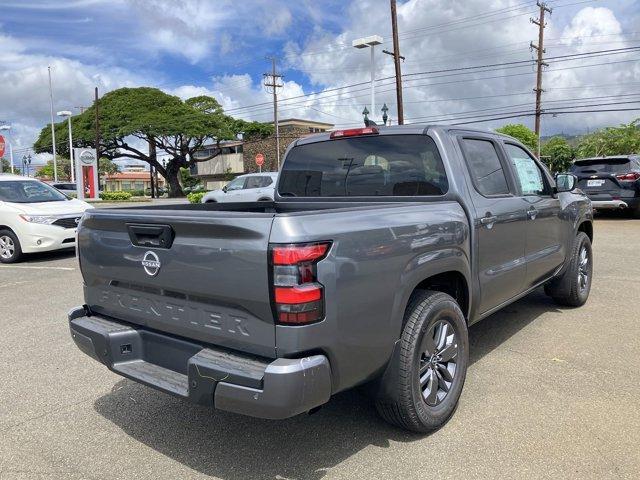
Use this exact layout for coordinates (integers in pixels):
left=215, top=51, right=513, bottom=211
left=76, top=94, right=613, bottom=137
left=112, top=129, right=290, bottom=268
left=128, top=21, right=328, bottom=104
left=264, top=57, right=283, bottom=169
left=531, top=1, right=552, bottom=157
left=47, top=66, right=58, bottom=182
left=94, top=87, right=101, bottom=188
left=390, top=0, right=404, bottom=124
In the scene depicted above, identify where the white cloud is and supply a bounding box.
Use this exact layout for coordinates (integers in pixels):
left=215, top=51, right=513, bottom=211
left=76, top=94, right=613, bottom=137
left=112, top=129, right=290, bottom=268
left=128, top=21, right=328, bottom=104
left=0, top=29, right=143, bottom=160
left=279, top=1, right=640, bottom=134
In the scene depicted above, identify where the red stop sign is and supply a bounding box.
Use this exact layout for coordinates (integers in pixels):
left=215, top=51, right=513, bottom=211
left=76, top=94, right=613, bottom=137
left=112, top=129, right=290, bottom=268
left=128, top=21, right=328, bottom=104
left=0, top=136, right=5, bottom=158
left=255, top=153, right=264, bottom=166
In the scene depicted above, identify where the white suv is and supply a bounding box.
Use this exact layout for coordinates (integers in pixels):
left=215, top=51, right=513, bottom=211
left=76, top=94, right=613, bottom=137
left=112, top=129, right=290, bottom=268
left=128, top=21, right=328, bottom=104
left=201, top=172, right=278, bottom=203
left=0, top=175, right=93, bottom=263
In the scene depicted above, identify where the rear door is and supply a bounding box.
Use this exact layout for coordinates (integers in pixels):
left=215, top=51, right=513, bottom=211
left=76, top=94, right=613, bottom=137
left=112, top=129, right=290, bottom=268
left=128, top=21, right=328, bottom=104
left=78, top=208, right=277, bottom=357
left=458, top=136, right=527, bottom=314
left=503, top=143, right=565, bottom=287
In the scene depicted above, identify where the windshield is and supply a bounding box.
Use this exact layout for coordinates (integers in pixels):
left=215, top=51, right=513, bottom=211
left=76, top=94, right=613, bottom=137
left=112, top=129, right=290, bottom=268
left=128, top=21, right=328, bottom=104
left=278, top=134, right=448, bottom=197
left=0, top=180, right=69, bottom=203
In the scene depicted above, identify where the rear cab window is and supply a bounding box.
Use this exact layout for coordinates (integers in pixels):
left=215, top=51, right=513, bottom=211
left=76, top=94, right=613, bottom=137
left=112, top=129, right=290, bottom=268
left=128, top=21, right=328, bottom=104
left=278, top=134, right=448, bottom=197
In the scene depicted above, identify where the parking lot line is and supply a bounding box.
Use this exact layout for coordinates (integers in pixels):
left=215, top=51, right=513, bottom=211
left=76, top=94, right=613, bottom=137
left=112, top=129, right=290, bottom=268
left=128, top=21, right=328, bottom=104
left=0, top=265, right=75, bottom=271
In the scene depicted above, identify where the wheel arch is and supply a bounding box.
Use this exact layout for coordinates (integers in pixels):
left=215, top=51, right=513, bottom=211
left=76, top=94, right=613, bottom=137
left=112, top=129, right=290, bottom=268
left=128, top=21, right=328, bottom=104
left=577, top=220, right=593, bottom=244
left=409, top=271, right=470, bottom=323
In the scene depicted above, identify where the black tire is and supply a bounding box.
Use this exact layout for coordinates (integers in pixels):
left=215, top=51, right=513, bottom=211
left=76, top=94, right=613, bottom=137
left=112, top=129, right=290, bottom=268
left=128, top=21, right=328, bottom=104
left=0, top=229, right=23, bottom=264
left=631, top=203, right=640, bottom=219
left=375, top=290, right=469, bottom=433
left=544, top=232, right=592, bottom=307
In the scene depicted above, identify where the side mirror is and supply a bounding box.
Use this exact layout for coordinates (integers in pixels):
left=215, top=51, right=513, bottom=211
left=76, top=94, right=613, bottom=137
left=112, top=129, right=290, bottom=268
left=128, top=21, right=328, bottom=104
left=222, top=186, right=228, bottom=193
left=555, top=173, right=577, bottom=193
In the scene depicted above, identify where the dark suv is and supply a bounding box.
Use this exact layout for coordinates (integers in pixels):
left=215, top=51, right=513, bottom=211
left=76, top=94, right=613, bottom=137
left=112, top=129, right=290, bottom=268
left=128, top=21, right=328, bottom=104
left=570, top=155, right=640, bottom=217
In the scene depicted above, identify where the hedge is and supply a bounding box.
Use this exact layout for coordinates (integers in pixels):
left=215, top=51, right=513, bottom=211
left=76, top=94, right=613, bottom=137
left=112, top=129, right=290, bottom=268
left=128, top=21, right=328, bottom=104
left=187, top=192, right=206, bottom=204
left=100, top=191, right=132, bottom=201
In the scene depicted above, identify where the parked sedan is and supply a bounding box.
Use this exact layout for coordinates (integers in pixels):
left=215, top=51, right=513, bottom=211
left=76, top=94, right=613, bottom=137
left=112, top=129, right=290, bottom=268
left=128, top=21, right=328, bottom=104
left=201, top=172, right=278, bottom=203
left=570, top=156, right=640, bottom=218
left=0, top=175, right=93, bottom=263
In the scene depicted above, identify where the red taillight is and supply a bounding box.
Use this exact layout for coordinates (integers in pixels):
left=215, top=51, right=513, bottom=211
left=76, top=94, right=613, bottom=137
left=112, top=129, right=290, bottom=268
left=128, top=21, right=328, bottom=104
left=330, top=127, right=378, bottom=139
left=615, top=172, right=640, bottom=182
left=271, top=242, right=331, bottom=325
left=275, top=285, right=322, bottom=303
left=273, top=243, right=329, bottom=265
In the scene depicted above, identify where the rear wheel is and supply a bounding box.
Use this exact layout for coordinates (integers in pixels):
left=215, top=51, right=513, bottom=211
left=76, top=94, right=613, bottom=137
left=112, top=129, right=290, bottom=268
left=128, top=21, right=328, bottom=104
left=376, top=290, right=468, bottom=433
left=545, top=232, right=592, bottom=307
left=0, top=229, right=23, bottom=264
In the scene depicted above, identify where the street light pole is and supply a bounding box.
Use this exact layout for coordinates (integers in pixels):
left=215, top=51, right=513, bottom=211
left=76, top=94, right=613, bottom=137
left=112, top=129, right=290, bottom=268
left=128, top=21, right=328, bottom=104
left=47, top=66, right=58, bottom=182
left=57, top=111, right=74, bottom=183
left=353, top=35, right=383, bottom=121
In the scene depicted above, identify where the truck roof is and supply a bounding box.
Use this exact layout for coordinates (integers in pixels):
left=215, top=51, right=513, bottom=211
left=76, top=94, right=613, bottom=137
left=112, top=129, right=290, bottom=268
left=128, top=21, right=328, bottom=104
left=294, top=124, right=514, bottom=147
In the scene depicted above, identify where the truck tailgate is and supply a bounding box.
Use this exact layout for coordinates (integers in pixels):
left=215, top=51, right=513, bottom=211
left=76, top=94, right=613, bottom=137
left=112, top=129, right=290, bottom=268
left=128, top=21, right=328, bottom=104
left=78, top=208, right=277, bottom=358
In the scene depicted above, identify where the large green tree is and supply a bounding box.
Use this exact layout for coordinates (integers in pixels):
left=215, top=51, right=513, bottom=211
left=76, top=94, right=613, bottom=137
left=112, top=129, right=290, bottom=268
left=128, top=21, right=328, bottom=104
left=34, top=88, right=270, bottom=197
left=576, top=119, right=640, bottom=157
left=541, top=136, right=576, bottom=173
left=496, top=124, right=539, bottom=152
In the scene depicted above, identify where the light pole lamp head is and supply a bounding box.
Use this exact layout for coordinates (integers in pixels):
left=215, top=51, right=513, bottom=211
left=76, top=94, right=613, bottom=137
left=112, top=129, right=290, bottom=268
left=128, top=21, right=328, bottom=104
left=352, top=35, right=384, bottom=48
left=381, top=103, right=389, bottom=125
left=0, top=124, right=10, bottom=131
left=57, top=111, right=72, bottom=118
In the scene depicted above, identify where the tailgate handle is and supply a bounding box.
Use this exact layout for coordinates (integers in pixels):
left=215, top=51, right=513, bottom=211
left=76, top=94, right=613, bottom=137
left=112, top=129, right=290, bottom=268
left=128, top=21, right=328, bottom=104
left=127, top=224, right=174, bottom=249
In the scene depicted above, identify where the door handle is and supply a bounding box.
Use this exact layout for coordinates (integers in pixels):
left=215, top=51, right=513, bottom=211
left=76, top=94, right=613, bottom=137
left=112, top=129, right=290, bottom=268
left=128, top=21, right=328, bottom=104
left=527, top=208, right=538, bottom=220
left=480, top=214, right=498, bottom=228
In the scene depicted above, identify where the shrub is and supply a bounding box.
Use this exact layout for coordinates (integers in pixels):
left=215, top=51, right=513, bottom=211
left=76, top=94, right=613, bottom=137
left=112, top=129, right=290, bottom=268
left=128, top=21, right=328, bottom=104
left=128, top=189, right=146, bottom=197
left=100, top=191, right=132, bottom=201
left=187, top=192, right=206, bottom=204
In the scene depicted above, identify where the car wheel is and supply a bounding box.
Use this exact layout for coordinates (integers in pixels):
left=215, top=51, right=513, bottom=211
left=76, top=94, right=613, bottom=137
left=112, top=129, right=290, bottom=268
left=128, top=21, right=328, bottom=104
left=0, top=229, right=23, bottom=264
left=375, top=290, right=468, bottom=433
left=544, top=232, right=592, bottom=307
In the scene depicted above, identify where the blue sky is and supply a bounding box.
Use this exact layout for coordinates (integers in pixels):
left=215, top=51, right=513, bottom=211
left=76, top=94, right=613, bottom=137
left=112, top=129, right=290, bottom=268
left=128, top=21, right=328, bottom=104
left=1, top=0, right=639, bottom=163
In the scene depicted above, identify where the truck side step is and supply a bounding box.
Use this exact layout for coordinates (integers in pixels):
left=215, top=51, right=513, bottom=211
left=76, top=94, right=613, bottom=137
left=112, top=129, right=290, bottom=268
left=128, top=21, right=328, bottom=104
left=114, top=360, right=189, bottom=397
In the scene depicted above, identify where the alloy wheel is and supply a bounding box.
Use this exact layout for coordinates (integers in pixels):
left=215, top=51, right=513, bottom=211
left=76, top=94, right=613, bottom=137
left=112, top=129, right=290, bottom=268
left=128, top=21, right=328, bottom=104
left=418, top=319, right=459, bottom=406
left=578, top=246, right=589, bottom=293
left=0, top=235, right=15, bottom=260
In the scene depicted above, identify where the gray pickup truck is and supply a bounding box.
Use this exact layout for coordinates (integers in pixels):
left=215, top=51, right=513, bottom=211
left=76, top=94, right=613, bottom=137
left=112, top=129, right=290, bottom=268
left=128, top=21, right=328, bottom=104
left=69, top=125, right=593, bottom=432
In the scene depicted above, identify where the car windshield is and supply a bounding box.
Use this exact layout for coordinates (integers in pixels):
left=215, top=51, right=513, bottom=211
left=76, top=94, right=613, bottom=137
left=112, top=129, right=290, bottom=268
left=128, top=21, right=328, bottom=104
left=0, top=180, right=69, bottom=203
left=570, top=158, right=633, bottom=174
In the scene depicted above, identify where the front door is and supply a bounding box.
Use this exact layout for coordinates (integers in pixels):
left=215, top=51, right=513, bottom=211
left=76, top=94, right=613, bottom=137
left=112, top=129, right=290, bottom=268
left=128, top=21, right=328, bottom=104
left=458, top=137, right=528, bottom=314
left=502, top=143, right=565, bottom=288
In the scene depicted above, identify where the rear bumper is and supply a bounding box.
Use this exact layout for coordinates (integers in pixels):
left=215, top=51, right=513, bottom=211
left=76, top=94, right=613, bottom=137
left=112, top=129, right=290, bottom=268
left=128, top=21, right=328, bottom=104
left=68, top=307, right=332, bottom=419
left=591, top=200, right=629, bottom=210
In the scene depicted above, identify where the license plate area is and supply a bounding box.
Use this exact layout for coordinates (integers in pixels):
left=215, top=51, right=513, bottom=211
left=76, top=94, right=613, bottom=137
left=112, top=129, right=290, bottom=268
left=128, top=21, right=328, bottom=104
left=587, top=179, right=605, bottom=187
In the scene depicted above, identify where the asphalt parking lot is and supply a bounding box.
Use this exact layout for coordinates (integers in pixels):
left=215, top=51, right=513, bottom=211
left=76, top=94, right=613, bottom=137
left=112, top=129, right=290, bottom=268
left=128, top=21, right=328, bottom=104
left=1, top=216, right=638, bottom=480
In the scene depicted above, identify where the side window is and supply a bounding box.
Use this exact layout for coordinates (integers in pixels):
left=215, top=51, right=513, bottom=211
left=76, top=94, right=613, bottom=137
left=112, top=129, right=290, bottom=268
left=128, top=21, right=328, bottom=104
left=226, top=177, right=245, bottom=191
left=260, top=177, right=274, bottom=187
left=244, top=176, right=263, bottom=189
left=504, top=144, right=549, bottom=196
left=460, top=138, right=510, bottom=196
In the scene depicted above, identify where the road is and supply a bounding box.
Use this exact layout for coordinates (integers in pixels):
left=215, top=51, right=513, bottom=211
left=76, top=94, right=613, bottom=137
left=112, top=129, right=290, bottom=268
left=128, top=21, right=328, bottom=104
left=0, top=218, right=638, bottom=479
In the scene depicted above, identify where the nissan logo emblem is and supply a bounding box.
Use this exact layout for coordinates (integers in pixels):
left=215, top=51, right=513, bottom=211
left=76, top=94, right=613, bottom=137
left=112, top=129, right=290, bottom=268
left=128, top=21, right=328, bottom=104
left=141, top=251, right=161, bottom=276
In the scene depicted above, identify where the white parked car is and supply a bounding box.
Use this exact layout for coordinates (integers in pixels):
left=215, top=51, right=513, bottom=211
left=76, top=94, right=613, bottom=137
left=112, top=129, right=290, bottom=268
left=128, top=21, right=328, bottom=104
left=0, top=175, right=93, bottom=263
left=201, top=172, right=278, bottom=203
